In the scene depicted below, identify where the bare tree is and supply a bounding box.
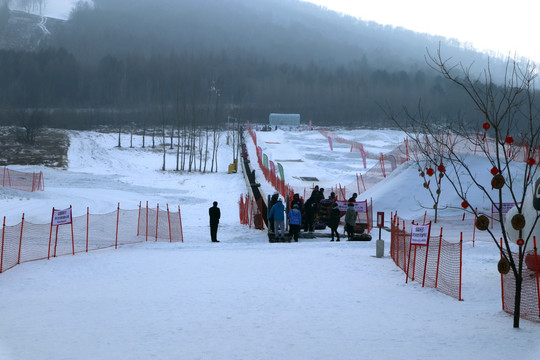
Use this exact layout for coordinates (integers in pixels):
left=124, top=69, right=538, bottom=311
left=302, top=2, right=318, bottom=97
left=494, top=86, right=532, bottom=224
left=387, top=49, right=540, bottom=328
left=412, top=140, right=446, bottom=222
left=17, top=109, right=46, bottom=144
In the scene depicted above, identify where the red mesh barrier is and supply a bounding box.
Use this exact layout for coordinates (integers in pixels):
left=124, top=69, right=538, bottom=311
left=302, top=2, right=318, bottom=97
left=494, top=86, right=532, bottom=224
left=137, top=204, right=183, bottom=243
left=390, top=217, right=463, bottom=300
left=239, top=194, right=264, bottom=229
left=1, top=204, right=183, bottom=274
left=501, top=251, right=540, bottom=323
left=2, top=167, right=44, bottom=192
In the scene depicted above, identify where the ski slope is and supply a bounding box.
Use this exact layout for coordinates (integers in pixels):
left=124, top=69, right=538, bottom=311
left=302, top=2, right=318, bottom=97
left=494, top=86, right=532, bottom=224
left=0, top=128, right=538, bottom=360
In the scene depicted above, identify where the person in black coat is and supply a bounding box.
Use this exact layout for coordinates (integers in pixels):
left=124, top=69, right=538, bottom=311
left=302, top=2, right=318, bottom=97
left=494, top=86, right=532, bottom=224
left=328, top=203, right=341, bottom=241
left=209, top=201, right=221, bottom=242
left=303, top=193, right=318, bottom=232
left=290, top=193, right=304, bottom=212
left=268, top=191, right=279, bottom=233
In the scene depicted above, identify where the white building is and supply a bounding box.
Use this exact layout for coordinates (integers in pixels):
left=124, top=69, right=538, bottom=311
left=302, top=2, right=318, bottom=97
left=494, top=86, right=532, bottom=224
left=269, top=113, right=301, bottom=126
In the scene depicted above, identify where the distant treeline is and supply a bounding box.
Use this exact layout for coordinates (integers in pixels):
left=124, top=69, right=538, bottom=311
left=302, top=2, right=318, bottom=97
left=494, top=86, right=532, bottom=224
left=1, top=0, right=504, bottom=129
left=0, top=47, right=477, bottom=129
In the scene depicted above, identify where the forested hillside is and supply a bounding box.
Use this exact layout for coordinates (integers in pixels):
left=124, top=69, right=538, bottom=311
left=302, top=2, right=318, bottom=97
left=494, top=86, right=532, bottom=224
left=0, top=0, right=506, bottom=128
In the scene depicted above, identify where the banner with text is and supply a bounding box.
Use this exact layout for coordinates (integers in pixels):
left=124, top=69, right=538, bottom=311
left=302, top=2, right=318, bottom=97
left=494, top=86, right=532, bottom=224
left=336, top=200, right=367, bottom=212
left=410, top=223, right=431, bottom=246
left=52, top=208, right=73, bottom=226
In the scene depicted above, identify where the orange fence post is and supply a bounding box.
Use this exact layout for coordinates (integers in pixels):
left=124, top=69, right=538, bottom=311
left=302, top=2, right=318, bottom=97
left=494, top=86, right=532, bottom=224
left=70, top=206, right=74, bottom=255
left=145, top=201, right=149, bottom=242
left=178, top=205, right=184, bottom=242
left=115, top=203, right=120, bottom=249
left=137, top=201, right=141, bottom=236
left=260, top=198, right=264, bottom=230
left=459, top=232, right=463, bottom=301
left=402, top=220, right=407, bottom=271
left=534, top=237, right=540, bottom=317
left=435, top=227, right=443, bottom=288
left=155, top=203, right=159, bottom=242
left=86, top=207, right=89, bottom=252
left=473, top=209, right=477, bottom=247
left=1, top=216, right=5, bottom=273
left=500, top=238, right=505, bottom=310
left=18, top=213, right=24, bottom=264
left=167, top=204, right=172, bottom=243
left=53, top=225, right=59, bottom=257
left=421, top=223, right=433, bottom=287
left=48, top=208, right=54, bottom=259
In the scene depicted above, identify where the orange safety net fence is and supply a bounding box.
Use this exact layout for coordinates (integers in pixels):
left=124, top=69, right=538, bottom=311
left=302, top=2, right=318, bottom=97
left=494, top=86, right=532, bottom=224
left=239, top=194, right=264, bottom=230
left=2, top=167, right=44, bottom=192
left=390, top=214, right=463, bottom=301
left=500, top=240, right=540, bottom=323
left=137, top=202, right=184, bottom=243
left=0, top=203, right=183, bottom=274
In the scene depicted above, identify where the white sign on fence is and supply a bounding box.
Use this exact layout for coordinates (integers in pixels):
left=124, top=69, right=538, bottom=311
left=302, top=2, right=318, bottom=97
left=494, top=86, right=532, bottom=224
left=336, top=200, right=367, bottom=212
left=491, top=202, right=518, bottom=214
left=52, top=208, right=72, bottom=226
left=410, top=224, right=431, bottom=246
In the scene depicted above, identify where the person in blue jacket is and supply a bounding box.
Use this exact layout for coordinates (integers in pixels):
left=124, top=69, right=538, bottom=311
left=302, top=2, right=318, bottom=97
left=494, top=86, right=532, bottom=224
left=268, top=198, right=285, bottom=239
left=288, top=203, right=302, bottom=242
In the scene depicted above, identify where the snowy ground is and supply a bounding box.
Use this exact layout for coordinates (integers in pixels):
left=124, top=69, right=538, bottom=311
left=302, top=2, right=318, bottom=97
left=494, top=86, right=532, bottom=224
left=0, top=128, right=539, bottom=360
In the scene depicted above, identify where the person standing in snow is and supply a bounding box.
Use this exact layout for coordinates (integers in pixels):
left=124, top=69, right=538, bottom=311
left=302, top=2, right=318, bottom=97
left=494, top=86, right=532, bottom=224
left=288, top=204, right=302, bottom=242
left=348, top=193, right=358, bottom=203
left=345, top=202, right=357, bottom=240
left=328, top=203, right=341, bottom=242
left=209, top=201, right=221, bottom=242
left=268, top=191, right=279, bottom=233
left=268, top=198, right=286, bottom=239
left=290, top=193, right=304, bottom=212
left=328, top=192, right=336, bottom=202
left=303, top=192, right=318, bottom=232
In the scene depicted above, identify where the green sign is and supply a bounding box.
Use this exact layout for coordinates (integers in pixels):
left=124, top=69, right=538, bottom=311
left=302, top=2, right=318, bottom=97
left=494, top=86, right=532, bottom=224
left=263, top=154, right=269, bottom=169
left=278, top=163, right=285, bottom=180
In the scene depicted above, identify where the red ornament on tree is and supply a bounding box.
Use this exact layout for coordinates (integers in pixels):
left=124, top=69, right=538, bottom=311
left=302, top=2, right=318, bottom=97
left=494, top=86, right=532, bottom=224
left=437, top=164, right=446, bottom=172
left=490, top=167, right=499, bottom=175
left=426, top=168, right=434, bottom=176
left=461, top=201, right=469, bottom=209
left=482, top=122, right=490, bottom=130
left=505, top=136, right=514, bottom=144
left=527, top=158, right=536, bottom=166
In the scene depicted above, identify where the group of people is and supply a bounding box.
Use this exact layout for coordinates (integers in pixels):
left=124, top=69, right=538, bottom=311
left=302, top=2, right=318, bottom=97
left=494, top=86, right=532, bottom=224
left=209, top=189, right=360, bottom=243
left=267, top=187, right=360, bottom=242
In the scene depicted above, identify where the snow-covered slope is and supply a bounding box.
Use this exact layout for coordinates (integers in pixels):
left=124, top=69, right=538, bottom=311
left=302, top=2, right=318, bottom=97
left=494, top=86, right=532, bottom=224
left=0, top=128, right=538, bottom=360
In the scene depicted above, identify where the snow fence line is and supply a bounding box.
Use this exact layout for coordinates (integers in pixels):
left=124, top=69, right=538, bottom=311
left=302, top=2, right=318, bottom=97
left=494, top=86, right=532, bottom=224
left=390, top=213, right=463, bottom=301
left=239, top=194, right=264, bottom=230
left=391, top=212, right=540, bottom=323
left=0, top=202, right=183, bottom=274
left=1, top=167, right=44, bottom=192
left=247, top=123, right=410, bottom=209
left=501, top=238, right=540, bottom=323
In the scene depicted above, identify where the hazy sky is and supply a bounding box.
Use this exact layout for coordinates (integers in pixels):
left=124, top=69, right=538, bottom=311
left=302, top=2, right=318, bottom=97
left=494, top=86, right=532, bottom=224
left=303, top=0, right=540, bottom=62
left=25, top=0, right=540, bottom=63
